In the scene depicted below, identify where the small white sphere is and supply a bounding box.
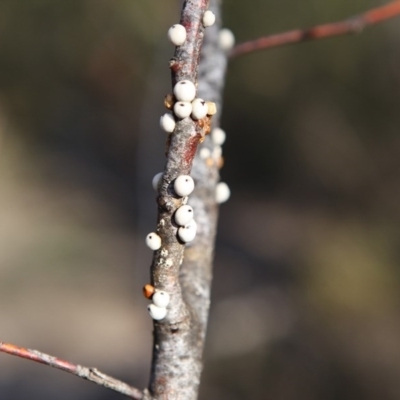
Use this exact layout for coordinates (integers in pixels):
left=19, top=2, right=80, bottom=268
left=173, top=80, right=196, bottom=102
left=202, top=10, right=216, bottom=27
left=211, top=127, right=226, bottom=145
left=218, top=28, right=235, bottom=51
left=216, top=182, right=231, bottom=204
left=191, top=98, right=208, bottom=120
left=199, top=147, right=211, bottom=159
left=160, top=113, right=176, bottom=133
left=152, top=172, right=163, bottom=191
left=174, top=205, right=194, bottom=226
left=148, top=304, right=167, bottom=320
left=174, top=101, right=192, bottom=119
left=146, top=232, right=162, bottom=250
left=174, top=175, right=195, bottom=197
left=178, top=220, right=197, bottom=243
left=168, top=24, right=187, bottom=46
left=152, top=291, right=171, bottom=308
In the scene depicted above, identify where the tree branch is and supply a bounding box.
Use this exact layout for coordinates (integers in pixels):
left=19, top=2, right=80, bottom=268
left=0, top=341, right=144, bottom=399
left=230, top=1, right=400, bottom=58
left=181, top=0, right=227, bottom=357
left=146, top=1, right=211, bottom=399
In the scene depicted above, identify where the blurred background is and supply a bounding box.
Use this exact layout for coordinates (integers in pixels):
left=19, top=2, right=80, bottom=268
left=1, top=0, right=400, bottom=399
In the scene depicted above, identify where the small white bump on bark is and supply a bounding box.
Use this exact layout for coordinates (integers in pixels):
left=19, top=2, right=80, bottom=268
left=191, top=98, right=208, bottom=120
left=219, top=28, right=235, bottom=51
left=211, top=127, right=226, bottom=145
left=178, top=220, right=197, bottom=243
left=202, top=10, right=216, bottom=27
left=146, top=232, right=162, bottom=250
left=216, top=182, right=231, bottom=203
left=199, top=148, right=211, bottom=159
left=152, top=172, right=163, bottom=191
left=174, top=175, right=195, bottom=197
left=173, top=101, right=192, bottom=119
left=160, top=113, right=176, bottom=133
left=167, top=24, right=187, bottom=46
left=148, top=304, right=167, bottom=320
left=174, top=205, right=194, bottom=226
left=173, top=80, right=196, bottom=102
left=152, top=291, right=171, bottom=308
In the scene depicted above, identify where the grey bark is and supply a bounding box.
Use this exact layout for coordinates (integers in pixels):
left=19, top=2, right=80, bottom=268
left=145, top=0, right=228, bottom=399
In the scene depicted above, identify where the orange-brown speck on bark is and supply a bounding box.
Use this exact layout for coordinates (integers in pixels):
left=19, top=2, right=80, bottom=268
left=197, top=116, right=212, bottom=137
left=206, top=158, right=214, bottom=167
left=169, top=59, right=182, bottom=74
left=164, top=94, right=175, bottom=110
left=143, top=284, right=155, bottom=299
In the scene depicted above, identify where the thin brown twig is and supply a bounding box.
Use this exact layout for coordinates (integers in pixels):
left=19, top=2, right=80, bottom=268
left=0, top=341, right=144, bottom=399
left=230, top=1, right=400, bottom=58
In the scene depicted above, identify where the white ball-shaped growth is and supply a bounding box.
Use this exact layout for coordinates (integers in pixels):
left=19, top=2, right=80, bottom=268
left=191, top=98, right=208, bottom=120
left=202, top=10, right=216, bottom=27
left=160, top=113, right=176, bottom=133
left=178, top=220, right=197, bottom=243
left=168, top=24, right=187, bottom=46
left=147, top=304, right=167, bottom=320
left=216, top=182, right=231, bottom=204
left=146, top=232, right=162, bottom=250
left=218, top=28, right=235, bottom=51
left=152, top=291, right=171, bottom=308
left=211, top=127, right=226, bottom=145
left=174, top=205, right=194, bottom=226
left=152, top=172, right=163, bottom=191
left=174, top=101, right=192, bottom=119
left=199, top=147, right=211, bottom=159
left=173, top=80, right=196, bottom=102
left=174, top=175, right=195, bottom=197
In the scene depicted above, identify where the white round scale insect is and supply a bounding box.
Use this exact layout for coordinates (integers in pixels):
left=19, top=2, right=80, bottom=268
left=152, top=172, right=163, bottom=191
left=218, top=28, right=235, bottom=51
left=152, top=291, right=171, bottom=308
left=147, top=304, right=167, bottom=320
left=145, top=232, right=162, bottom=251
left=178, top=220, right=197, bottom=243
left=174, top=205, right=194, bottom=226
left=202, top=10, right=216, bottom=27
left=167, top=24, right=187, bottom=46
left=174, top=101, right=192, bottom=119
left=191, top=98, right=208, bottom=120
left=174, top=175, right=195, bottom=197
left=216, top=182, right=231, bottom=204
left=199, top=147, right=211, bottom=159
left=211, top=127, right=226, bottom=145
left=173, top=80, right=196, bottom=102
left=160, top=113, right=176, bottom=133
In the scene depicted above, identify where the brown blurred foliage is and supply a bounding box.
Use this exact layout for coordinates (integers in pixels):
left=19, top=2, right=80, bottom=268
left=1, top=0, right=400, bottom=399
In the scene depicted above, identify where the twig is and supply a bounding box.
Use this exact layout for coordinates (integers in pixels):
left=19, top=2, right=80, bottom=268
left=0, top=341, right=144, bottom=399
left=180, top=0, right=226, bottom=362
left=146, top=1, right=211, bottom=399
left=230, top=1, right=400, bottom=58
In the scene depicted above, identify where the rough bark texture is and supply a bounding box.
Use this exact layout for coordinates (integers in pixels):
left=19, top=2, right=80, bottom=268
left=145, top=1, right=218, bottom=399
left=180, top=0, right=227, bottom=367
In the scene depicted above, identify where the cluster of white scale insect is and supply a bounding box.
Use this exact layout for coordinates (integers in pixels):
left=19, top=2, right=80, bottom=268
left=145, top=9, right=234, bottom=320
